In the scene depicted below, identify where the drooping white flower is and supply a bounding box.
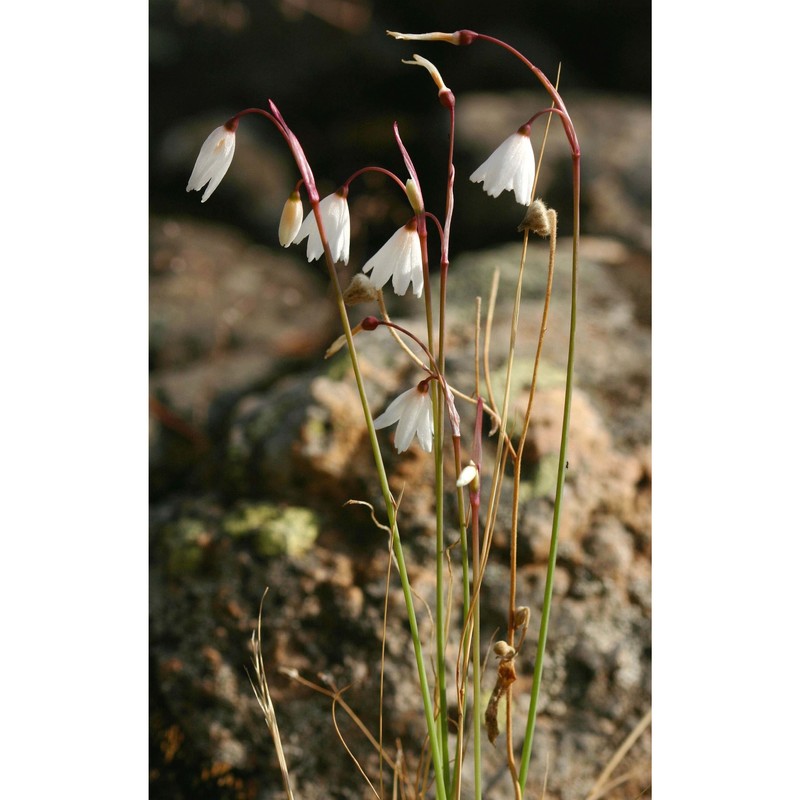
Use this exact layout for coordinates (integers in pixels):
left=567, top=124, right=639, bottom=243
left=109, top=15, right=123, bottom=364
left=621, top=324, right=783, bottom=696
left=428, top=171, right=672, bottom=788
left=469, top=126, right=535, bottom=206
left=362, top=220, right=423, bottom=298
left=292, top=191, right=350, bottom=264
left=278, top=191, right=303, bottom=247
left=373, top=382, right=433, bottom=453
left=186, top=125, right=237, bottom=203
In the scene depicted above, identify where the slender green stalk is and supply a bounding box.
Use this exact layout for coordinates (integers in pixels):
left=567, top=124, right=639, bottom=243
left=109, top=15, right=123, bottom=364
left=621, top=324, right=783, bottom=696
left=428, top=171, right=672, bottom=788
left=448, top=433, right=469, bottom=800
left=417, top=218, right=451, bottom=794
left=434, top=386, right=450, bottom=793
left=433, top=101, right=458, bottom=794
left=470, top=491, right=482, bottom=798
left=518, top=155, right=580, bottom=793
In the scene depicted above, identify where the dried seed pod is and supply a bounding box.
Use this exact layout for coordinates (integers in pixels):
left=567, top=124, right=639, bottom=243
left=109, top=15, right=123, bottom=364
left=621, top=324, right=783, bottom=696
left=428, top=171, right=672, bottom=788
left=517, top=198, right=554, bottom=237
left=342, top=274, right=379, bottom=305
left=492, top=639, right=514, bottom=658
left=514, top=606, right=531, bottom=629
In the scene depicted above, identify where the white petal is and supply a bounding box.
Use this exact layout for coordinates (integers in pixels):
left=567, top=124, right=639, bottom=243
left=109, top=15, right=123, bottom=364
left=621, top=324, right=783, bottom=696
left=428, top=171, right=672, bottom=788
left=470, top=131, right=535, bottom=206
left=186, top=126, right=236, bottom=202
left=362, top=225, right=422, bottom=298
left=363, top=252, right=394, bottom=291
left=373, top=388, right=414, bottom=430
left=363, top=226, right=406, bottom=289
left=292, top=193, right=350, bottom=263
left=414, top=394, right=433, bottom=452
left=391, top=232, right=420, bottom=297
left=408, top=237, right=424, bottom=297
left=394, top=391, right=426, bottom=453
left=330, top=199, right=351, bottom=264
left=372, top=386, right=432, bottom=453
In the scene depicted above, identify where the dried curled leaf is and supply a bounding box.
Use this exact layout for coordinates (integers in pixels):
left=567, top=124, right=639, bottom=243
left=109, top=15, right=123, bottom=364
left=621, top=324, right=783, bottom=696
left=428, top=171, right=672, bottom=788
left=485, top=657, right=517, bottom=745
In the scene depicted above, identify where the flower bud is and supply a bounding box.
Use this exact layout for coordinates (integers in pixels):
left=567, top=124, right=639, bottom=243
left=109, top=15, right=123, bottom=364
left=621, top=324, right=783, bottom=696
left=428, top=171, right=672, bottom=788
left=517, top=199, right=554, bottom=238
left=456, top=461, right=479, bottom=489
left=278, top=190, right=303, bottom=247
left=361, top=316, right=380, bottom=331
left=405, top=178, right=424, bottom=214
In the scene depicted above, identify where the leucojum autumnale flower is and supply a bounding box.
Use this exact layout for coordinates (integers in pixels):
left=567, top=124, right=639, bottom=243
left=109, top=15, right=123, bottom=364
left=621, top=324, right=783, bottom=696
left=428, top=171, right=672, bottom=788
left=372, top=379, right=433, bottom=453
left=185, top=27, right=582, bottom=800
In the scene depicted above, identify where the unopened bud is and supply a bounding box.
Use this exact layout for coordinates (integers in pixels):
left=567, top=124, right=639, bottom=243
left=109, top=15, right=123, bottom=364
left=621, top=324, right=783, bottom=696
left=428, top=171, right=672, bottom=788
left=517, top=199, right=554, bottom=238
left=405, top=178, right=424, bottom=214
left=279, top=190, right=303, bottom=247
left=456, top=461, right=479, bottom=489
left=361, top=316, right=380, bottom=331
left=342, top=274, right=380, bottom=306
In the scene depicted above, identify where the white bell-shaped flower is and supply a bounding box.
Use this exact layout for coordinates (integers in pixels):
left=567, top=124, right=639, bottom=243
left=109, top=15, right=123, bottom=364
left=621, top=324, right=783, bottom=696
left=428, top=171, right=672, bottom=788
left=362, top=220, right=423, bottom=298
left=373, top=382, right=433, bottom=453
left=469, top=127, right=535, bottom=206
left=292, top=191, right=350, bottom=264
left=186, top=125, right=236, bottom=203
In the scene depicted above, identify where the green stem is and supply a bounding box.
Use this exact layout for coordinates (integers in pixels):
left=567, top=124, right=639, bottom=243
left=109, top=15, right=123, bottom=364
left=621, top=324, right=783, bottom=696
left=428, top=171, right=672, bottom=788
left=470, top=492, right=482, bottom=798
left=435, top=386, right=450, bottom=793
left=417, top=217, right=451, bottom=794
left=434, top=101, right=457, bottom=794
left=435, top=262, right=451, bottom=793
left=518, top=154, right=580, bottom=793
left=450, top=435, right=470, bottom=800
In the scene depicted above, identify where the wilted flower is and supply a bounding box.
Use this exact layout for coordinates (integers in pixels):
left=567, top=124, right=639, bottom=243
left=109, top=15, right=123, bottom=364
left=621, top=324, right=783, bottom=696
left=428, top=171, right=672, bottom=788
left=278, top=190, right=303, bottom=247
left=362, top=220, right=423, bottom=297
left=469, top=126, right=535, bottom=206
left=186, top=125, right=236, bottom=203
left=292, top=190, right=350, bottom=264
left=373, top=382, right=433, bottom=453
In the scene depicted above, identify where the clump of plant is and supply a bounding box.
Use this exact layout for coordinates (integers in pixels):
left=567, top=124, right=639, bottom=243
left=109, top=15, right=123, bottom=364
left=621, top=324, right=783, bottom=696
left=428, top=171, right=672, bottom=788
left=187, top=28, right=583, bottom=800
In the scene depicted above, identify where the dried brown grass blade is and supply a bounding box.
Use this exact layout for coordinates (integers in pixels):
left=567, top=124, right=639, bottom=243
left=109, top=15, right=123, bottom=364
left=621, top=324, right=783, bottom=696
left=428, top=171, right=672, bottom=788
left=585, top=707, right=652, bottom=800
left=248, top=588, right=296, bottom=800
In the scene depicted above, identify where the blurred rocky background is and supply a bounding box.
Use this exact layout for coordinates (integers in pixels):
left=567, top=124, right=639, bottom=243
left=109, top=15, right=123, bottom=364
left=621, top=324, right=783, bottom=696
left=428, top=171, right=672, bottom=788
left=150, top=1, right=651, bottom=798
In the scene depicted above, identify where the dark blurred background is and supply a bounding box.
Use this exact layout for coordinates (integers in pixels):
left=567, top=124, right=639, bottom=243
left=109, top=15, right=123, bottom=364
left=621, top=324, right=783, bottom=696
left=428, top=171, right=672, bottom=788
left=151, top=0, right=650, bottom=254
